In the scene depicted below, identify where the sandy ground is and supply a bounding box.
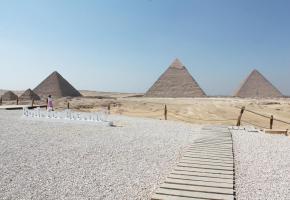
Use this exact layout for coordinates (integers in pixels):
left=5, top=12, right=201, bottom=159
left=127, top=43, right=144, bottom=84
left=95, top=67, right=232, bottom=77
left=0, top=110, right=201, bottom=200
left=1, top=90, right=290, bottom=130
left=63, top=96, right=290, bottom=131
left=1, top=88, right=290, bottom=134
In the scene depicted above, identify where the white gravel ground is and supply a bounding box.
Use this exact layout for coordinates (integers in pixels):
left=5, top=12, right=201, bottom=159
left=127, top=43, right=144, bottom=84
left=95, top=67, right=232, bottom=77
left=0, top=110, right=201, bottom=200
left=232, top=129, right=290, bottom=200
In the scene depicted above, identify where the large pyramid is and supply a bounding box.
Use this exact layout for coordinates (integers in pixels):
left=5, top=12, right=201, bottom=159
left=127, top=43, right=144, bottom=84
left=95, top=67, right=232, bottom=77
left=19, top=89, right=41, bottom=100
left=234, top=69, right=283, bottom=98
left=34, top=71, right=81, bottom=98
left=145, top=59, right=206, bottom=97
left=1, top=91, right=18, bottom=101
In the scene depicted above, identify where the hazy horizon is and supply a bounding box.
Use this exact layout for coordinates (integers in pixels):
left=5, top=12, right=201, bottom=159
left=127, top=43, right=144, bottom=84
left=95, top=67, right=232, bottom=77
left=0, top=0, right=290, bottom=95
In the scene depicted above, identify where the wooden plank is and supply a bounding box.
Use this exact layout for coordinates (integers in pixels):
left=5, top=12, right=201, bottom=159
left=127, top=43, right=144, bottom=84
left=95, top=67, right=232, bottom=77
left=183, top=154, right=233, bottom=163
left=185, top=150, right=233, bottom=157
left=264, top=129, right=288, bottom=135
left=160, top=183, right=233, bottom=195
left=187, top=148, right=233, bottom=153
left=186, top=145, right=233, bottom=152
left=189, top=143, right=233, bottom=147
left=0, top=105, right=29, bottom=110
left=177, top=163, right=233, bottom=171
left=188, top=144, right=233, bottom=148
left=196, top=137, right=231, bottom=140
left=155, top=188, right=234, bottom=200
left=0, top=105, right=47, bottom=110
left=195, top=139, right=232, bottom=142
left=183, top=155, right=233, bottom=162
left=180, top=159, right=233, bottom=167
left=192, top=143, right=233, bottom=146
left=185, top=150, right=233, bottom=156
left=187, top=147, right=233, bottom=152
left=181, top=157, right=233, bottom=165
left=194, top=140, right=233, bottom=144
left=174, top=166, right=233, bottom=175
left=165, top=177, right=233, bottom=188
left=193, top=142, right=232, bottom=146
left=187, top=146, right=232, bottom=151
left=168, top=174, right=233, bottom=184
left=172, top=170, right=233, bottom=179
left=152, top=193, right=200, bottom=200
left=197, top=134, right=230, bottom=137
left=184, top=153, right=233, bottom=159
left=196, top=138, right=231, bottom=140
left=191, top=144, right=233, bottom=148
left=187, top=148, right=233, bottom=152
left=195, top=136, right=230, bottom=138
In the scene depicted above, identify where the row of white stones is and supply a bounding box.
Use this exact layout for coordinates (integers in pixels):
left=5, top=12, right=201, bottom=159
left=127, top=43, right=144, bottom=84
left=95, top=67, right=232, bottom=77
left=23, top=107, right=109, bottom=122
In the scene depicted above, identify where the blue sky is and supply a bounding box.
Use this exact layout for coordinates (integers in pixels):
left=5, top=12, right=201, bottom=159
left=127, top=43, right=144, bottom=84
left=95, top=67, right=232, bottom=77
left=0, top=0, right=289, bottom=95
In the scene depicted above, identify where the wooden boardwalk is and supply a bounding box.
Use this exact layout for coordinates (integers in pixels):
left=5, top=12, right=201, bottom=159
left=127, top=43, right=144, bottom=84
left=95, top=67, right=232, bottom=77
left=152, top=126, right=235, bottom=200
left=0, top=105, right=46, bottom=110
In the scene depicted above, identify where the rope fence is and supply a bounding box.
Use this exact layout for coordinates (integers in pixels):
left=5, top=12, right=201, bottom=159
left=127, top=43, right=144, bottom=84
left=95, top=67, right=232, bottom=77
left=109, top=103, right=238, bottom=124
left=0, top=97, right=47, bottom=108
left=167, top=111, right=236, bottom=122
left=241, top=119, right=269, bottom=129
left=236, top=106, right=290, bottom=131
left=110, top=103, right=289, bottom=133
left=67, top=102, right=290, bottom=134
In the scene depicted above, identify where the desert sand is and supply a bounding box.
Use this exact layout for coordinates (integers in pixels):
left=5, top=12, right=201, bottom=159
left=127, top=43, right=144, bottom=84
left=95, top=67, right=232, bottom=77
left=68, top=90, right=290, bottom=131
left=1, top=90, right=290, bottom=130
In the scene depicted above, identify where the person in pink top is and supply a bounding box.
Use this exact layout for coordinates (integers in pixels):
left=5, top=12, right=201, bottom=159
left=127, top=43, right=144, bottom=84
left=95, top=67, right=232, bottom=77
left=47, top=95, right=53, bottom=111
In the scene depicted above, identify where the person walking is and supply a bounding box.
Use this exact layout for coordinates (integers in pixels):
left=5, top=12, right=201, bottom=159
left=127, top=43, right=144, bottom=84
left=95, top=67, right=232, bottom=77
left=47, top=95, right=54, bottom=111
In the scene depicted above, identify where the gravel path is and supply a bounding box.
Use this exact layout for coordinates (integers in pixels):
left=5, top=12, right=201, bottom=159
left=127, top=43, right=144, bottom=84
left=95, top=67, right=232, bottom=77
left=0, top=110, right=201, bottom=200
left=232, top=129, right=290, bottom=200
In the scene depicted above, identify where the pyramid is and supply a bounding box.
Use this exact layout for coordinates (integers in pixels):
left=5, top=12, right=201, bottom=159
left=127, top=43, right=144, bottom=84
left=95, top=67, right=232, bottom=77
left=234, top=69, right=283, bottom=98
left=145, top=59, right=206, bottom=98
left=1, top=91, right=18, bottom=101
left=19, top=89, right=41, bottom=100
left=33, top=71, right=81, bottom=98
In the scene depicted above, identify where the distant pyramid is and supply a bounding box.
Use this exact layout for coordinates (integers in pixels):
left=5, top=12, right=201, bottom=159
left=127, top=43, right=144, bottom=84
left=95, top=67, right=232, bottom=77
left=145, top=59, right=206, bottom=98
left=1, top=91, right=18, bottom=101
left=34, top=71, right=81, bottom=98
left=19, top=89, right=40, bottom=100
left=234, top=69, right=283, bottom=98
